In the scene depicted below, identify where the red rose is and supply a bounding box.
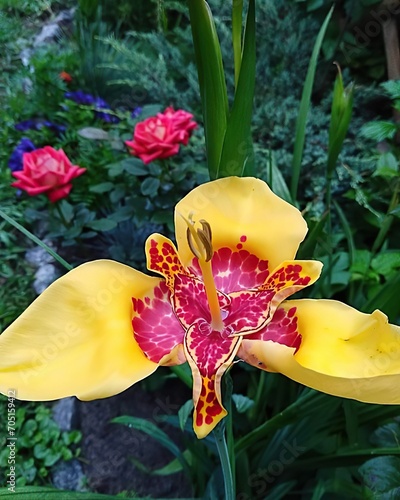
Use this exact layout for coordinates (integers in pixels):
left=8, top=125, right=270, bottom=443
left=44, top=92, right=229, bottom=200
left=163, top=107, right=198, bottom=145
left=11, top=146, right=86, bottom=203
left=125, top=107, right=197, bottom=164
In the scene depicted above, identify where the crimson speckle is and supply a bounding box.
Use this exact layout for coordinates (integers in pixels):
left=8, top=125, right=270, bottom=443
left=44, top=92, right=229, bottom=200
left=206, top=392, right=214, bottom=403
left=240, top=235, right=247, bottom=242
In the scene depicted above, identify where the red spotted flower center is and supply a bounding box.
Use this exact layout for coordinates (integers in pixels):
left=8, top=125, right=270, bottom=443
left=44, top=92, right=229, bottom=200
left=131, top=215, right=317, bottom=435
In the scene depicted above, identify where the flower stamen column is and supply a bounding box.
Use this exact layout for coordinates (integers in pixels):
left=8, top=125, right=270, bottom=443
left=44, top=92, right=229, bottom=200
left=185, top=214, right=224, bottom=332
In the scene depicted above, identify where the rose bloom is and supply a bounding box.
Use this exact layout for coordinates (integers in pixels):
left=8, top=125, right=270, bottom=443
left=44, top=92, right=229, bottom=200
left=125, top=107, right=197, bottom=164
left=11, top=146, right=86, bottom=203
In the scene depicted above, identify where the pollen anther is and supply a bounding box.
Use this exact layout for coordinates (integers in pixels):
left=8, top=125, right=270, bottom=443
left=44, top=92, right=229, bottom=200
left=185, top=214, right=213, bottom=262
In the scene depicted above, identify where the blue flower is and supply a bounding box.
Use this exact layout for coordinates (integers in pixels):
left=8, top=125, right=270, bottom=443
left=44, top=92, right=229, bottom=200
left=64, top=91, right=120, bottom=123
left=15, top=119, right=66, bottom=135
left=15, top=120, right=37, bottom=132
left=8, top=138, right=37, bottom=172
left=131, top=107, right=143, bottom=119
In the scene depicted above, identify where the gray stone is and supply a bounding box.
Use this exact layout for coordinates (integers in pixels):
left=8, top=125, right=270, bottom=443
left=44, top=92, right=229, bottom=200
left=52, top=459, right=86, bottom=492
left=53, top=397, right=78, bottom=432
left=33, top=263, right=58, bottom=294
left=25, top=243, right=55, bottom=268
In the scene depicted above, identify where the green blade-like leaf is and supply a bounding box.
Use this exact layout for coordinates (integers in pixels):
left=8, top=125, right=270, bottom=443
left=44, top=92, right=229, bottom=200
left=130, top=449, right=192, bottom=476
left=232, top=0, right=244, bottom=88
left=263, top=150, right=293, bottom=203
left=188, top=0, right=228, bottom=180
left=334, top=200, right=356, bottom=265
left=0, top=486, right=196, bottom=499
left=0, top=209, right=72, bottom=271
left=362, top=272, right=400, bottom=320
left=296, top=212, right=328, bottom=260
left=0, top=487, right=131, bottom=499
left=287, top=447, right=400, bottom=471
left=217, top=0, right=256, bottom=178
left=112, top=416, right=191, bottom=477
left=290, top=6, right=334, bottom=201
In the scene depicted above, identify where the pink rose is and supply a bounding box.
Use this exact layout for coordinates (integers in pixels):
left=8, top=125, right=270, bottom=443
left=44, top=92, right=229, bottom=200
left=163, top=107, right=198, bottom=145
left=11, top=146, right=86, bottom=203
left=125, top=107, right=197, bottom=164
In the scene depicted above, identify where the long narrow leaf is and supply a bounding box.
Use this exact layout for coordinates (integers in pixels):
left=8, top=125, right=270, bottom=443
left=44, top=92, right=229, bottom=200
left=290, top=6, right=334, bottom=201
left=0, top=209, right=72, bottom=271
left=112, top=416, right=191, bottom=477
left=0, top=486, right=196, bottom=500
left=0, top=487, right=131, bottom=499
left=218, top=0, right=256, bottom=178
left=188, top=0, right=228, bottom=180
left=232, top=0, right=244, bottom=88
left=362, top=272, right=400, bottom=320
left=333, top=200, right=355, bottom=265
left=287, top=447, right=400, bottom=471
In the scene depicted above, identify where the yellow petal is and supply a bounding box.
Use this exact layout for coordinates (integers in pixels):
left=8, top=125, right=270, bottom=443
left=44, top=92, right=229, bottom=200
left=174, top=177, right=307, bottom=270
left=0, top=260, right=159, bottom=401
left=241, top=299, right=400, bottom=404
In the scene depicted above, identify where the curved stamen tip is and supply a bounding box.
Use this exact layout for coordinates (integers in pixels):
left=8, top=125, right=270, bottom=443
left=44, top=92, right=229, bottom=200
left=182, top=213, right=213, bottom=262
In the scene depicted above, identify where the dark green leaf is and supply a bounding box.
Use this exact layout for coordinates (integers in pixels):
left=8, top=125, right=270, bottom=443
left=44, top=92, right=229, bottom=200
left=218, top=0, right=255, bottom=178
left=291, top=6, right=334, bottom=200
left=112, top=416, right=191, bottom=477
left=178, top=399, right=194, bottom=431
left=86, top=219, right=118, bottom=231
left=140, top=177, right=160, bottom=196
left=58, top=200, right=74, bottom=224
left=0, top=486, right=149, bottom=499
left=89, top=182, right=114, bottom=193
left=123, top=158, right=149, bottom=176
left=232, top=394, right=254, bottom=414
left=148, top=163, right=162, bottom=176
left=188, top=0, right=228, bottom=180
left=107, top=161, right=125, bottom=177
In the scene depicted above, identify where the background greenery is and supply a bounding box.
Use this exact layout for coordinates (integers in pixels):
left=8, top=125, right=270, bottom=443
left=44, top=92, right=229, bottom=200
left=0, top=0, right=400, bottom=497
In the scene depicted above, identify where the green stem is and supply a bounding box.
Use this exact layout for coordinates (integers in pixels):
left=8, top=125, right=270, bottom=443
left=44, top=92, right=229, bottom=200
left=169, top=365, right=193, bottom=388
left=325, top=176, right=333, bottom=291
left=371, top=180, right=399, bottom=254
left=250, top=370, right=267, bottom=423
left=213, top=423, right=235, bottom=500
left=0, top=209, right=72, bottom=271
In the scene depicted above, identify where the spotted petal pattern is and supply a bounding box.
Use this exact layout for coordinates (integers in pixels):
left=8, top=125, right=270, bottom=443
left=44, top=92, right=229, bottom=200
left=184, top=319, right=242, bottom=438
left=132, top=281, right=185, bottom=365
left=239, top=305, right=302, bottom=371
left=134, top=235, right=322, bottom=437
left=190, top=242, right=270, bottom=294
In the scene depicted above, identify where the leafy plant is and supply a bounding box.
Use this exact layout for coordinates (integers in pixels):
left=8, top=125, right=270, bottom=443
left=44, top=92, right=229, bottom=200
left=0, top=397, right=81, bottom=487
